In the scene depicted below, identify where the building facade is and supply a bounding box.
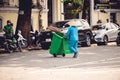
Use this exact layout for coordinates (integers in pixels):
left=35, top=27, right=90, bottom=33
left=0, top=0, right=48, bottom=34
left=49, top=0, right=120, bottom=26
left=0, top=0, right=120, bottom=35
left=91, top=0, right=120, bottom=25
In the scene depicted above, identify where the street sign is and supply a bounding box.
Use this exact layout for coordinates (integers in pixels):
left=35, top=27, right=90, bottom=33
left=109, top=0, right=120, bottom=9
left=94, top=0, right=120, bottom=9
left=94, top=0, right=110, bottom=9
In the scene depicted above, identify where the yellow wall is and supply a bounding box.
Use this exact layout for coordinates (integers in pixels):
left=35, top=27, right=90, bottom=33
left=0, top=12, right=41, bottom=32
left=0, top=0, right=48, bottom=33
left=0, top=12, right=18, bottom=33
left=93, top=11, right=109, bottom=25
left=41, top=9, right=48, bottom=29
left=14, top=0, right=19, bottom=6
left=117, top=13, right=120, bottom=25
left=31, top=13, right=39, bottom=31
left=52, top=0, right=64, bottom=22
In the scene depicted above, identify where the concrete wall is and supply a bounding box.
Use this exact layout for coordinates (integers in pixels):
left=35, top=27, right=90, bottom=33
left=0, top=11, right=46, bottom=32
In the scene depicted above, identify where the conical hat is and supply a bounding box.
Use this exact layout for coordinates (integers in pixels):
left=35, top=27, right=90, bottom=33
left=68, top=20, right=81, bottom=26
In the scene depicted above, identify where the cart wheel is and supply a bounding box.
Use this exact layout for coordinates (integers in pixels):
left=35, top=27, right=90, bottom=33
left=62, top=54, right=65, bottom=57
left=53, top=54, right=57, bottom=57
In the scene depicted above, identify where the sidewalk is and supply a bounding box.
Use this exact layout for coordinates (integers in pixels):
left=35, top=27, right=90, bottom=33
left=0, top=67, right=120, bottom=80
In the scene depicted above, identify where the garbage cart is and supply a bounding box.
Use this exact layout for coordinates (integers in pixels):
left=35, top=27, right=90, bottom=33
left=49, top=32, right=72, bottom=57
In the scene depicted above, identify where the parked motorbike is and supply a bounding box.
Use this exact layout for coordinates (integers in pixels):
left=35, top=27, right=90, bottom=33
left=17, top=30, right=28, bottom=48
left=30, top=30, right=41, bottom=47
left=0, top=36, right=6, bottom=48
left=4, top=37, right=22, bottom=53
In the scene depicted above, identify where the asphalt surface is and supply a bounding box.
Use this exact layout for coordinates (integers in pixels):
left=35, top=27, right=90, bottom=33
left=0, top=43, right=120, bottom=80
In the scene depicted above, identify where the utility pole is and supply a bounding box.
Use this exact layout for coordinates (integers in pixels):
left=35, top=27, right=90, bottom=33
left=90, top=0, right=94, bottom=26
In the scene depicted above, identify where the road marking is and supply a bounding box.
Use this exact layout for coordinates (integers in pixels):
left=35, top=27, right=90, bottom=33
left=52, top=56, right=120, bottom=69
left=29, top=56, right=120, bottom=74
left=29, top=67, right=120, bottom=74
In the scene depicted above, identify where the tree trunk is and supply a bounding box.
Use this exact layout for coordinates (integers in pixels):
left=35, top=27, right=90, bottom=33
left=16, top=0, right=32, bottom=47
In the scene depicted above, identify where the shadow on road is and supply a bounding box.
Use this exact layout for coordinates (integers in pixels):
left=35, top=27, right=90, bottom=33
left=0, top=45, right=120, bottom=69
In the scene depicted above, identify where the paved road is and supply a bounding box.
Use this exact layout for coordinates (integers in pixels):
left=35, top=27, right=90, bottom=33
left=0, top=43, right=120, bottom=80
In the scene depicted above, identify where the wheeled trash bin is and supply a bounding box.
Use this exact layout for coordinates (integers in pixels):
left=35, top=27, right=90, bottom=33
left=49, top=32, right=72, bottom=57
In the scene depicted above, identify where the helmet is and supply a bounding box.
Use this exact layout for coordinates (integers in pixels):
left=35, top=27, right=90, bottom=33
left=7, top=20, right=11, bottom=23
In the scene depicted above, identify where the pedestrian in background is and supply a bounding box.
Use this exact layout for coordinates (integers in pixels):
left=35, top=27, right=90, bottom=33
left=65, top=20, right=78, bottom=58
left=97, top=20, right=102, bottom=24
left=106, top=19, right=110, bottom=23
left=3, top=20, right=14, bottom=39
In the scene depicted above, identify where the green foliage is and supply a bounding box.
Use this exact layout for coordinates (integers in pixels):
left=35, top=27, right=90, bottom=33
left=63, top=0, right=84, bottom=7
left=63, top=0, right=84, bottom=18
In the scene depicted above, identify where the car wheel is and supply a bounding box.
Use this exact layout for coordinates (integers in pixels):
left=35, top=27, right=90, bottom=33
left=82, top=34, right=91, bottom=47
left=103, top=36, right=108, bottom=45
left=116, top=37, right=120, bottom=46
left=97, top=36, right=108, bottom=46
left=97, top=42, right=102, bottom=46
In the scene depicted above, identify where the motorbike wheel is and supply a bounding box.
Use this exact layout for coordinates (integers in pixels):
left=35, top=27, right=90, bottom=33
left=35, top=40, right=41, bottom=47
left=17, top=42, right=22, bottom=52
left=20, top=40, right=28, bottom=49
left=18, top=44, right=22, bottom=52
left=4, top=44, right=13, bottom=53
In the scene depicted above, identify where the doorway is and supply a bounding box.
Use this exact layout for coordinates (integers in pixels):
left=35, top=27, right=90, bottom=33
left=110, top=13, right=116, bottom=23
left=47, top=0, right=53, bottom=25
left=0, top=18, right=2, bottom=32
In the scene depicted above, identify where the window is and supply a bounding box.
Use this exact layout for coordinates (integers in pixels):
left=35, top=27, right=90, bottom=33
left=111, top=23, right=118, bottom=29
left=9, top=0, right=15, bottom=6
left=0, top=18, right=2, bottom=32
left=0, top=0, right=4, bottom=6
left=110, top=13, right=116, bottom=23
left=4, top=0, right=9, bottom=3
left=3, top=0, right=9, bottom=6
left=0, top=0, right=16, bottom=6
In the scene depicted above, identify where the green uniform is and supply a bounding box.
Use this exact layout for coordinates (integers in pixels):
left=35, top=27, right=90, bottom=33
left=3, top=25, right=13, bottom=38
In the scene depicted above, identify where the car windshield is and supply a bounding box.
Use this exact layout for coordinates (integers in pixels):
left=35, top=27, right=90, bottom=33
left=92, top=25, right=103, bottom=30
left=52, top=19, right=90, bottom=29
left=54, top=21, right=69, bottom=28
